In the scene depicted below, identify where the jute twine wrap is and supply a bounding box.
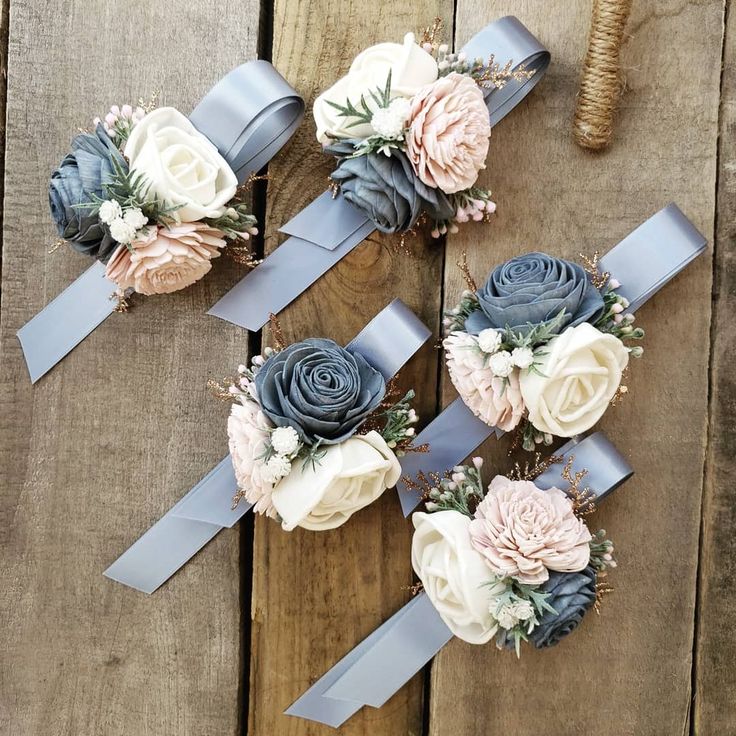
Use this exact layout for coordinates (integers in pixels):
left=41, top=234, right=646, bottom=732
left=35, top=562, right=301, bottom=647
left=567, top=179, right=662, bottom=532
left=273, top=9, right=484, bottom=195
left=573, top=0, right=633, bottom=151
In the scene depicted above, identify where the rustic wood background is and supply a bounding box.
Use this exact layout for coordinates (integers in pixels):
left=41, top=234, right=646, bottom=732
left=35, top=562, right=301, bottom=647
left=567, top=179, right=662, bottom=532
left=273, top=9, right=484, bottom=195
left=0, top=0, right=731, bottom=734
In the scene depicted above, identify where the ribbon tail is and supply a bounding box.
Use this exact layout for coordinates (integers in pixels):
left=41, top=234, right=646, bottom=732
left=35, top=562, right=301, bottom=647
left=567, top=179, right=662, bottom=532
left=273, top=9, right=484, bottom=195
left=600, top=202, right=707, bottom=313
left=397, top=398, right=497, bottom=516
left=208, top=192, right=374, bottom=331
left=285, top=593, right=452, bottom=727
left=103, top=456, right=247, bottom=594
left=17, top=262, right=119, bottom=383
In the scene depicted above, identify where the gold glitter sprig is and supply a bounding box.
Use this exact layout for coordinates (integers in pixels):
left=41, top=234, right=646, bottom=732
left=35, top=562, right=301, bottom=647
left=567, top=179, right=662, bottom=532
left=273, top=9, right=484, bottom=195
left=580, top=251, right=610, bottom=289
left=401, top=469, right=445, bottom=502
left=138, top=90, right=159, bottom=114
left=207, top=377, right=236, bottom=402
left=594, top=580, right=614, bottom=614
left=508, top=452, right=563, bottom=482
left=268, top=313, right=287, bottom=351
left=456, top=251, right=478, bottom=292
left=109, top=289, right=130, bottom=313
left=327, top=177, right=340, bottom=199
left=225, top=244, right=261, bottom=268
left=560, top=455, right=597, bottom=516
left=403, top=581, right=424, bottom=596
left=610, top=368, right=629, bottom=406
left=476, top=56, right=535, bottom=90
left=48, top=238, right=67, bottom=255
left=419, top=17, right=443, bottom=49
left=231, top=489, right=247, bottom=511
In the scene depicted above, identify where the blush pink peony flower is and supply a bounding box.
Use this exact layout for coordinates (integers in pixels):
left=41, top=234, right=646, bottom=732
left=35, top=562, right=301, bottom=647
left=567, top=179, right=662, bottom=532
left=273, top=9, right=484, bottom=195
left=444, top=332, right=525, bottom=432
left=469, top=476, right=592, bottom=585
left=406, top=72, right=491, bottom=194
left=105, top=223, right=226, bottom=295
left=227, top=401, right=279, bottom=519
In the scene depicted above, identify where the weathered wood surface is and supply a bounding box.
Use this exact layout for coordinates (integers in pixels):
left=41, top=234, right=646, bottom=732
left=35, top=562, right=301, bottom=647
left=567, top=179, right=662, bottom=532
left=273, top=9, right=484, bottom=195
left=0, top=1, right=261, bottom=733
left=435, top=1, right=720, bottom=735
left=0, top=0, right=732, bottom=734
left=695, top=1, right=736, bottom=733
left=248, top=1, right=450, bottom=733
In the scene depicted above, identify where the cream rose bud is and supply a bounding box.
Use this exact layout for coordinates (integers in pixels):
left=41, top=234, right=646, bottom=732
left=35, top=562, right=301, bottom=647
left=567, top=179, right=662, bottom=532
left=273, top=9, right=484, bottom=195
left=124, top=107, right=238, bottom=223
left=412, top=510, right=506, bottom=645
left=313, top=33, right=438, bottom=144
left=520, top=323, right=629, bottom=437
left=271, top=431, right=400, bottom=531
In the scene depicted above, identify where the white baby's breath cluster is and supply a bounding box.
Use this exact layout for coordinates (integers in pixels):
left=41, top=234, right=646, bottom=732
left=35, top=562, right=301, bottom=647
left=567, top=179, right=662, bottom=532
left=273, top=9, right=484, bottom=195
left=370, top=98, right=412, bottom=140
left=99, top=200, right=150, bottom=245
left=477, top=328, right=534, bottom=378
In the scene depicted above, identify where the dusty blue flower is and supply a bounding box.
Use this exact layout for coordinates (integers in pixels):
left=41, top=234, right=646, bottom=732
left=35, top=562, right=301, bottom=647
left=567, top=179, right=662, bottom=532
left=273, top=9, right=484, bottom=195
left=254, top=338, right=385, bottom=445
left=528, top=565, right=597, bottom=649
left=465, top=252, right=605, bottom=336
left=48, top=124, right=127, bottom=262
left=326, top=140, right=454, bottom=233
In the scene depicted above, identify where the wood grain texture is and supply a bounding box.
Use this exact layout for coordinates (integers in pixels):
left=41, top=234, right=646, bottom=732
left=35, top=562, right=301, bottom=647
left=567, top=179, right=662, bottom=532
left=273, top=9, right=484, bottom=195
left=431, top=1, right=720, bottom=735
left=695, top=1, right=736, bottom=732
left=247, top=2, right=451, bottom=734
left=0, top=1, right=261, bottom=733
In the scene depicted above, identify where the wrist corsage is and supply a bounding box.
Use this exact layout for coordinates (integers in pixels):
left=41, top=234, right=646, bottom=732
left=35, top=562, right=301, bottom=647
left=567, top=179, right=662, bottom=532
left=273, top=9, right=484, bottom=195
left=314, top=19, right=534, bottom=241
left=410, top=453, right=614, bottom=652
left=50, top=102, right=258, bottom=298
left=224, top=335, right=420, bottom=530
left=444, top=252, right=641, bottom=449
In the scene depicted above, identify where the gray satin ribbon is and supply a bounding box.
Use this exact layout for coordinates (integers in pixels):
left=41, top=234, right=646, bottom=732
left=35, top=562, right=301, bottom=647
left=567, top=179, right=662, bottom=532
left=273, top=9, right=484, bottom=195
left=286, top=431, right=631, bottom=727
left=104, top=299, right=430, bottom=594
left=18, top=62, right=304, bottom=383
left=396, top=202, right=706, bottom=515
left=208, top=16, right=550, bottom=331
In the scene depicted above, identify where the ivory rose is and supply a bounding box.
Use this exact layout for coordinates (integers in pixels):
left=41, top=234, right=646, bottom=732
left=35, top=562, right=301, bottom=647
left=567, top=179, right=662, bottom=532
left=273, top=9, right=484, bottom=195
left=271, top=431, right=400, bottom=531
left=227, top=401, right=278, bottom=518
left=519, top=323, right=629, bottom=437
left=313, top=33, right=438, bottom=144
left=412, top=510, right=505, bottom=644
left=444, top=331, right=525, bottom=431
left=124, top=107, right=238, bottom=222
left=469, top=476, right=591, bottom=585
left=105, top=223, right=226, bottom=295
left=406, top=72, right=491, bottom=193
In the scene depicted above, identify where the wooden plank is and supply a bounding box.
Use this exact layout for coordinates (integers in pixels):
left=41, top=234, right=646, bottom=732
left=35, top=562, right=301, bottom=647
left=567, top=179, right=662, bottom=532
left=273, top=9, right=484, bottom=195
left=248, top=2, right=452, bottom=733
left=431, top=1, right=720, bottom=735
left=0, top=1, right=260, bottom=733
left=694, top=1, right=736, bottom=732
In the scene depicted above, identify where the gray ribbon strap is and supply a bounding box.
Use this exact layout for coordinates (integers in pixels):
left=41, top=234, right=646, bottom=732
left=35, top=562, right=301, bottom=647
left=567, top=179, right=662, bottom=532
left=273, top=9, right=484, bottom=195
left=287, top=432, right=631, bottom=727
left=189, top=60, right=304, bottom=182
left=18, top=62, right=304, bottom=383
left=285, top=593, right=452, bottom=728
left=103, top=457, right=246, bottom=594
left=599, top=203, right=707, bottom=314
left=104, top=299, right=430, bottom=593
left=208, top=16, right=550, bottom=332
left=397, top=202, right=706, bottom=514
left=208, top=194, right=374, bottom=330
left=17, top=261, right=119, bottom=383
left=397, top=398, right=495, bottom=515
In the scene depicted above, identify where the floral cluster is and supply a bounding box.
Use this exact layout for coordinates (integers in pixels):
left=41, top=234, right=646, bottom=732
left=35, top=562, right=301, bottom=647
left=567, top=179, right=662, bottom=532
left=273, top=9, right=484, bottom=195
left=312, top=22, right=532, bottom=239
left=443, top=253, right=644, bottom=450
left=410, top=456, right=616, bottom=654
left=49, top=99, right=258, bottom=297
left=222, top=338, right=420, bottom=531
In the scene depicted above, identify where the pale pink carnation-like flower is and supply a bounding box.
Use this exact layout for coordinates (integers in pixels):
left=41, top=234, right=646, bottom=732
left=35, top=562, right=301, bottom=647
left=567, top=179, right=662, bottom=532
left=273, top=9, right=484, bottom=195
left=227, top=401, right=279, bottom=518
left=444, top=331, right=524, bottom=431
left=469, top=476, right=592, bottom=585
left=105, top=223, right=226, bottom=295
left=406, top=72, right=491, bottom=194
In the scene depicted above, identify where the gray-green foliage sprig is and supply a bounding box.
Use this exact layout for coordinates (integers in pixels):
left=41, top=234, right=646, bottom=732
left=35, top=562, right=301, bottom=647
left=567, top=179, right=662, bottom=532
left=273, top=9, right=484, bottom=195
left=204, top=201, right=258, bottom=241
left=594, top=286, right=645, bottom=356
left=374, top=389, right=419, bottom=455
left=75, top=156, right=181, bottom=229
left=425, top=460, right=485, bottom=516
left=326, top=70, right=393, bottom=127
